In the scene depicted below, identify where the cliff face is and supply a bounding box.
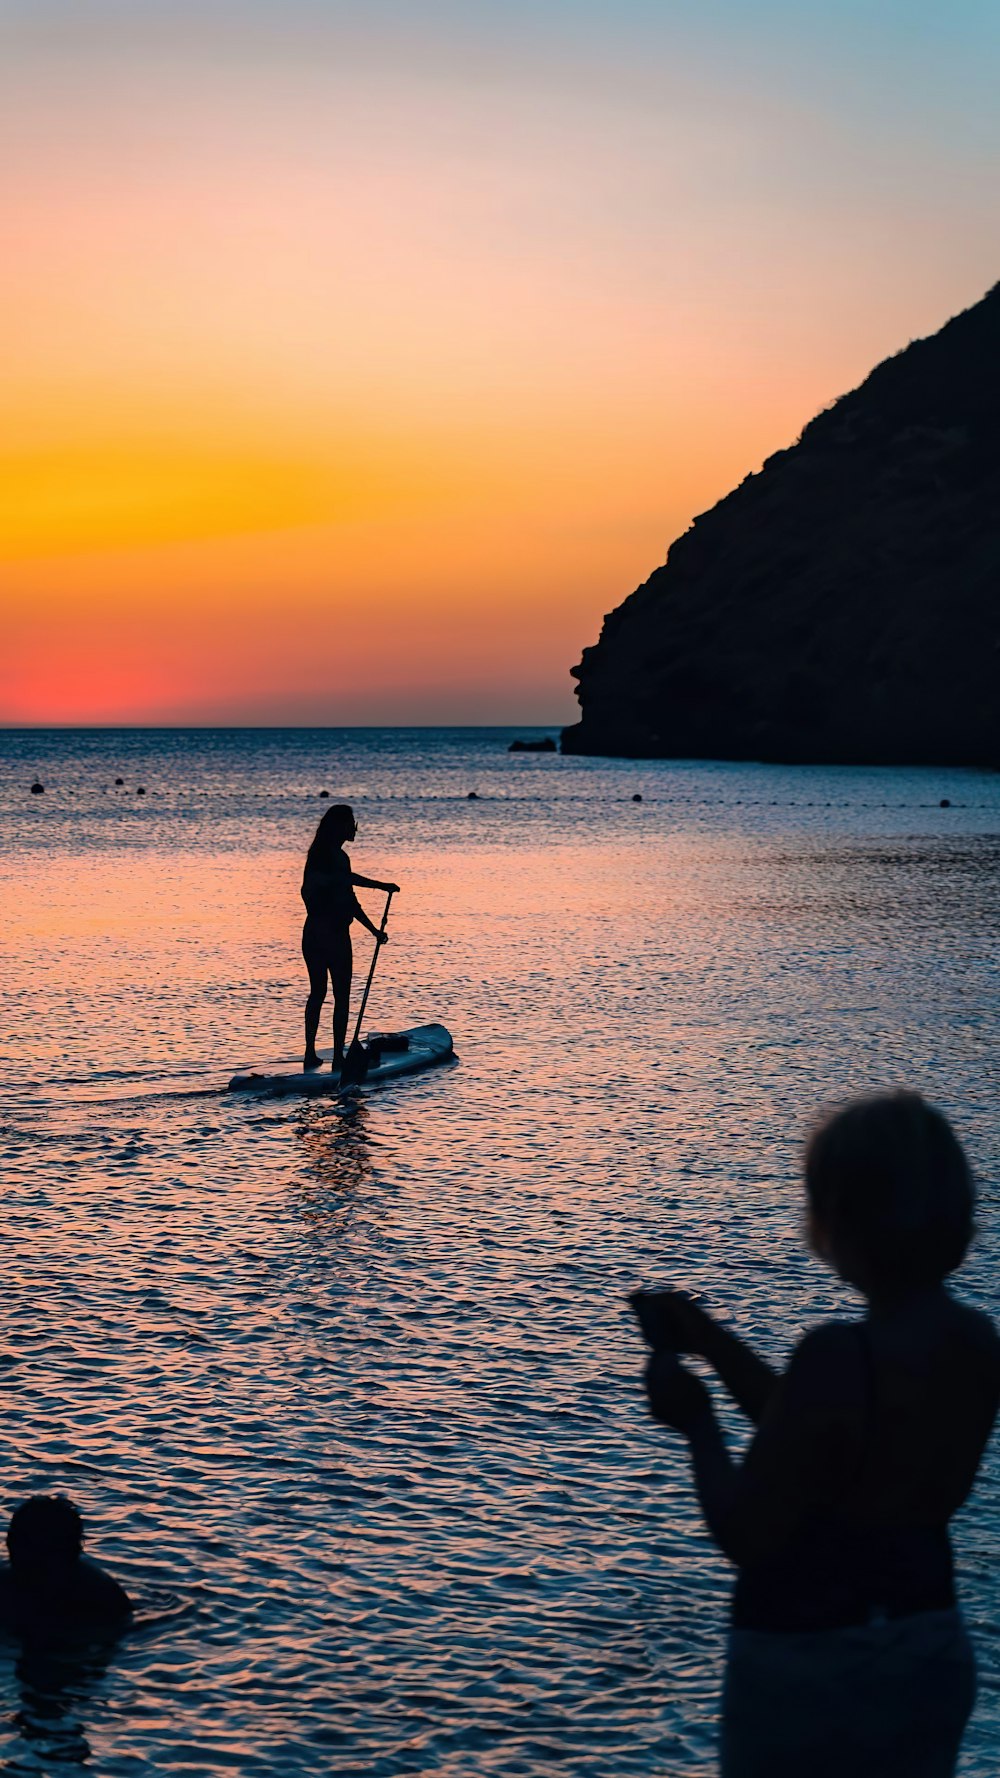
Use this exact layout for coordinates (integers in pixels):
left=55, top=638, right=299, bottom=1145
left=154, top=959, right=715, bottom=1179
left=562, top=285, right=1000, bottom=764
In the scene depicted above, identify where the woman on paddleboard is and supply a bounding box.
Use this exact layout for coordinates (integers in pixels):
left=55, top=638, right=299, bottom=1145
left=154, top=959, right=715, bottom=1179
left=301, top=804, right=399, bottom=1072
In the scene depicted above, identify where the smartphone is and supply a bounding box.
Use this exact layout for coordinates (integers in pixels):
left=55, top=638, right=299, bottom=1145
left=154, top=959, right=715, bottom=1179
left=628, top=1290, right=678, bottom=1352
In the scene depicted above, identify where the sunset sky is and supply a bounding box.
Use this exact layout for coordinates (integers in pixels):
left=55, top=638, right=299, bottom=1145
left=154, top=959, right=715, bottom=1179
left=3, top=0, right=998, bottom=725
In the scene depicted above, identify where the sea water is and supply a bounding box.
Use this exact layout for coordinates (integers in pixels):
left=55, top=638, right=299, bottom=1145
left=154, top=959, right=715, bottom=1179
left=0, top=727, right=997, bottom=1775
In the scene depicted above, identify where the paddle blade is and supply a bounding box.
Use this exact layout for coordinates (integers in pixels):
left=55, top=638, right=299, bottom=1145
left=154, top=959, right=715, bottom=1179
left=339, top=1038, right=369, bottom=1087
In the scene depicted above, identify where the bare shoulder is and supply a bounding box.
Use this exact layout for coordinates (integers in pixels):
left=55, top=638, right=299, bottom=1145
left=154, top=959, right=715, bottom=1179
left=945, top=1296, right=1000, bottom=1371
left=77, top=1556, right=132, bottom=1619
left=783, top=1321, right=865, bottom=1408
left=792, top=1320, right=863, bottom=1370
left=796, top=1320, right=861, bottom=1354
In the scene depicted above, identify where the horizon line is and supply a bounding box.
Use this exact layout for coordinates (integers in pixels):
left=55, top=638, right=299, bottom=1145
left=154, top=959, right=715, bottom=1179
left=0, top=720, right=567, bottom=733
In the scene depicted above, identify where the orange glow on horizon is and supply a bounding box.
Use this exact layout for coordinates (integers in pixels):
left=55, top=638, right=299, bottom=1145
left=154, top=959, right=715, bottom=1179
left=3, top=17, right=994, bottom=724
left=3, top=388, right=796, bottom=723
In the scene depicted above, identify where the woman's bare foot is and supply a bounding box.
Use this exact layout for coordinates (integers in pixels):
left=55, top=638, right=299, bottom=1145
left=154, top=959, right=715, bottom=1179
left=303, top=1050, right=323, bottom=1071
left=332, top=1050, right=345, bottom=1073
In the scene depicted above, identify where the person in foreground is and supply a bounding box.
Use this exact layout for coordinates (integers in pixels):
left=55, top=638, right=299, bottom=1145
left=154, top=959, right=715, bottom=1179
left=640, top=1091, right=1000, bottom=1778
left=0, top=1496, right=132, bottom=1639
left=301, top=803, right=399, bottom=1072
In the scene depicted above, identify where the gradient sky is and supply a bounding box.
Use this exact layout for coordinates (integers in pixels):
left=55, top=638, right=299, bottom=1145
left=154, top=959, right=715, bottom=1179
left=3, top=1, right=998, bottom=724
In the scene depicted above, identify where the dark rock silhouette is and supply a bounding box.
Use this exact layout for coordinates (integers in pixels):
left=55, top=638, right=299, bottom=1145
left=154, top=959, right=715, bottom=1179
left=30, top=782, right=44, bottom=795
left=114, top=777, right=124, bottom=786
left=562, top=284, right=1000, bottom=765
left=136, top=787, right=146, bottom=796
left=508, top=736, right=557, bottom=752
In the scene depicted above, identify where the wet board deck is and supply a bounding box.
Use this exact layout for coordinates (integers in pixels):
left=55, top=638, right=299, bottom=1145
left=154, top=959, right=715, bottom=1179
left=227, top=1022, right=455, bottom=1097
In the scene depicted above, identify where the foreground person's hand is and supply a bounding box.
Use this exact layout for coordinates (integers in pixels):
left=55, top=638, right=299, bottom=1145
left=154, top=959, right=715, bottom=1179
left=641, top=1290, right=716, bottom=1357
left=645, top=1351, right=712, bottom=1433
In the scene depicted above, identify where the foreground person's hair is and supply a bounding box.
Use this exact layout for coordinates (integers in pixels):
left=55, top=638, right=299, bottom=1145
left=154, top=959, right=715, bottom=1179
left=805, top=1090, right=974, bottom=1289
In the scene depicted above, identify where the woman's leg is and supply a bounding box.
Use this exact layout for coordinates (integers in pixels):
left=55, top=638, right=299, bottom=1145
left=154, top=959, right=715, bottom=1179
left=329, top=933, right=353, bottom=1068
left=302, top=924, right=328, bottom=1067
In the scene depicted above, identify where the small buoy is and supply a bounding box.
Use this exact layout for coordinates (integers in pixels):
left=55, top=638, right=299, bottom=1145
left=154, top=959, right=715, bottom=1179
left=632, top=792, right=642, bottom=803
left=30, top=781, right=44, bottom=795
left=319, top=789, right=329, bottom=798
left=940, top=797, right=951, bottom=808
left=136, top=786, right=146, bottom=796
left=467, top=790, right=479, bottom=800
left=114, top=776, right=124, bottom=786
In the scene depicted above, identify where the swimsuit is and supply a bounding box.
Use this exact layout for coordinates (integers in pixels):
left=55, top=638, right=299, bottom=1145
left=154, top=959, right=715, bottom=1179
left=722, top=1323, right=975, bottom=1776
left=302, top=854, right=361, bottom=973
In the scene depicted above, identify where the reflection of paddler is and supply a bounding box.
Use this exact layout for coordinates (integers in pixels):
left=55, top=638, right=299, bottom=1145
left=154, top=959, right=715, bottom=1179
left=301, top=804, right=399, bottom=1072
left=294, top=1097, right=372, bottom=1198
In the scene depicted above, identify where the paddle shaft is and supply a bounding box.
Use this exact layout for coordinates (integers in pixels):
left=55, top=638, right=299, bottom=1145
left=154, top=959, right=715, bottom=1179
left=349, top=888, right=394, bottom=1049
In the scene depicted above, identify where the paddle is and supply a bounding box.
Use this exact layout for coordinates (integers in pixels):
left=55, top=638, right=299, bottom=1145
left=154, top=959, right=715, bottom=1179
left=340, top=888, right=394, bottom=1086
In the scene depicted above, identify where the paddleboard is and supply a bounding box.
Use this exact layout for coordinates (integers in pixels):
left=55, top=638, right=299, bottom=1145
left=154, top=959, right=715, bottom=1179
left=227, top=1022, right=455, bottom=1097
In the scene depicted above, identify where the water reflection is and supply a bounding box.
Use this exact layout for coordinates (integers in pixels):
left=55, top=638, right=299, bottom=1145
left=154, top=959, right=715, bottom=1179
left=293, top=1098, right=373, bottom=1206
left=4, top=1636, right=117, bottom=1770
left=2, top=736, right=999, bottom=1776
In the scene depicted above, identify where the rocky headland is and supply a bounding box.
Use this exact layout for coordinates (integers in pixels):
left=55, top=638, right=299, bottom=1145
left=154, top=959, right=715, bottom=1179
left=562, top=284, right=1000, bottom=764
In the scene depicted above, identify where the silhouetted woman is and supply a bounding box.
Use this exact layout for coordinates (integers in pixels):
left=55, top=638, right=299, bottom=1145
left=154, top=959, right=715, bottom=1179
left=640, top=1091, right=999, bottom=1778
left=301, top=804, right=398, bottom=1072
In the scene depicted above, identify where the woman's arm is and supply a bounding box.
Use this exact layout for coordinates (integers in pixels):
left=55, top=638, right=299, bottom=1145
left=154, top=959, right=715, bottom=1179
left=351, top=873, right=400, bottom=893
left=687, top=1411, right=745, bottom=1562
left=645, top=1325, right=863, bottom=1567
left=643, top=1355, right=744, bottom=1559
left=353, top=903, right=388, bottom=942
left=642, top=1293, right=779, bottom=1424
left=699, top=1320, right=779, bottom=1425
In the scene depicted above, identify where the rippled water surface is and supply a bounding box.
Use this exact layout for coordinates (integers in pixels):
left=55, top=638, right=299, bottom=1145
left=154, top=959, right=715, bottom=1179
left=1, top=728, right=998, bottom=1775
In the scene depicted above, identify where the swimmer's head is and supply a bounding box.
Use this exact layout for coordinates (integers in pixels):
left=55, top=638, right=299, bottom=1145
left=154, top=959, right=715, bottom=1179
left=7, top=1495, right=84, bottom=1577
left=804, top=1091, right=974, bottom=1294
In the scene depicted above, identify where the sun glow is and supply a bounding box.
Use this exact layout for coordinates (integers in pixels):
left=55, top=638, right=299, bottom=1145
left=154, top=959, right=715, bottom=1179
left=3, top=5, right=995, bottom=722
